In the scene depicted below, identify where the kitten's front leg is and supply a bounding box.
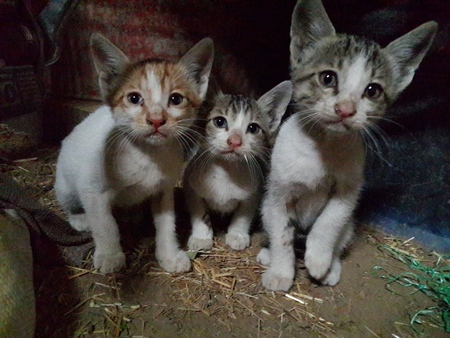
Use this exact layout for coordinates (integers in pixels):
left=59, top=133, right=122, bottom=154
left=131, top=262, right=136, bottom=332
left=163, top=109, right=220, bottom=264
left=305, top=192, right=357, bottom=286
left=226, top=195, right=257, bottom=250
left=259, top=194, right=296, bottom=291
left=186, top=189, right=214, bottom=251
left=82, top=192, right=126, bottom=273
left=153, top=188, right=191, bottom=273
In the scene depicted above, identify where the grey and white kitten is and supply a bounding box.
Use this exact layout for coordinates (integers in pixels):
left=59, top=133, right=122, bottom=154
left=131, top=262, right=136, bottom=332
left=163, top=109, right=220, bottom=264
left=257, top=0, right=437, bottom=291
left=184, top=81, right=292, bottom=251
left=55, top=33, right=214, bottom=273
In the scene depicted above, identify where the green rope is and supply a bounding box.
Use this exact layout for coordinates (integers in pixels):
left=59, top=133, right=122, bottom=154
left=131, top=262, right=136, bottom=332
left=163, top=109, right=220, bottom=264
left=372, top=245, right=450, bottom=334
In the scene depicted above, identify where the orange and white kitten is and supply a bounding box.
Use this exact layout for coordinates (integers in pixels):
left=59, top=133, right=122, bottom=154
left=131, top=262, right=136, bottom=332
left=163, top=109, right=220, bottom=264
left=55, top=33, right=214, bottom=273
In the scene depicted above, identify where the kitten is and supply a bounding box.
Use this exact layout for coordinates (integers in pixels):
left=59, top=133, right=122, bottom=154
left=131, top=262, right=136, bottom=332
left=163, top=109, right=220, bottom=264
left=257, top=0, right=437, bottom=291
left=184, top=81, right=292, bottom=251
left=54, top=33, right=214, bottom=273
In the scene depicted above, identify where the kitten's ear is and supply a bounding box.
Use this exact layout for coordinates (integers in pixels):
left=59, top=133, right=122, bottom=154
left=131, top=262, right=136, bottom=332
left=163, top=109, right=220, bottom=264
left=383, top=21, right=438, bottom=93
left=90, top=33, right=130, bottom=99
left=257, top=81, right=293, bottom=133
left=205, top=75, right=223, bottom=103
left=290, top=0, right=335, bottom=62
left=179, top=38, right=214, bottom=100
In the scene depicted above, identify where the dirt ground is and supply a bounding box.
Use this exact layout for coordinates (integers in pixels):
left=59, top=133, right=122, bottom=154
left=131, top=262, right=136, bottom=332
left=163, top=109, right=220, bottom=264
left=33, top=231, right=447, bottom=338
left=2, top=145, right=448, bottom=338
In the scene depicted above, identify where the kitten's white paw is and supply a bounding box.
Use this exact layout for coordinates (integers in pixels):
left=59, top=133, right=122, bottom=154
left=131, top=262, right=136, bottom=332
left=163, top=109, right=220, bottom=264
left=320, top=258, right=342, bottom=286
left=94, top=250, right=126, bottom=273
left=158, top=250, right=192, bottom=273
left=256, top=248, right=271, bottom=266
left=261, top=268, right=294, bottom=291
left=225, top=231, right=250, bottom=251
left=304, top=248, right=333, bottom=281
left=188, top=236, right=214, bottom=251
left=68, top=214, right=90, bottom=232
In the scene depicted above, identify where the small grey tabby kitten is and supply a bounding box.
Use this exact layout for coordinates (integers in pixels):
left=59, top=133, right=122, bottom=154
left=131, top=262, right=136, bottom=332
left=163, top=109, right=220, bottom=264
left=184, top=81, right=292, bottom=251
left=258, top=0, right=437, bottom=291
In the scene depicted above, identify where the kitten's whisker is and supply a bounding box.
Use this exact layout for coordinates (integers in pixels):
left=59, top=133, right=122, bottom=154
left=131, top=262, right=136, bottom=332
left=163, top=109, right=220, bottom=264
left=311, top=114, right=325, bottom=128
left=243, top=154, right=253, bottom=181
left=361, top=125, right=392, bottom=167
left=116, top=129, right=136, bottom=159
left=106, top=126, right=133, bottom=158
left=299, top=112, right=323, bottom=133
left=368, top=116, right=407, bottom=131
left=253, top=145, right=272, bottom=168
left=242, top=154, right=253, bottom=182
left=176, top=127, right=204, bottom=158
left=175, top=132, right=191, bottom=155
left=106, top=126, right=126, bottom=147
left=198, top=149, right=216, bottom=174
left=361, top=127, right=381, bottom=154
left=244, top=153, right=261, bottom=185
left=175, top=132, right=194, bottom=152
left=178, top=125, right=206, bottom=144
left=189, top=147, right=214, bottom=173
left=365, top=122, right=390, bottom=151
left=369, top=124, right=390, bottom=149
left=176, top=127, right=205, bottom=153
left=247, top=153, right=265, bottom=183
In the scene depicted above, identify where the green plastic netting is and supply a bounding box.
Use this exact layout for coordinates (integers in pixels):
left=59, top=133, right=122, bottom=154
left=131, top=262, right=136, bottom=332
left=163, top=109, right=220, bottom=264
left=373, top=244, right=450, bottom=334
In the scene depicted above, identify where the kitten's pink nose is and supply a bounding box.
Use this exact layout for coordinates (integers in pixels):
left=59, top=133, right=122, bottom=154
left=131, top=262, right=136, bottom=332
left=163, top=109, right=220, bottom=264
left=146, top=118, right=166, bottom=130
left=335, top=101, right=356, bottom=119
left=227, top=134, right=242, bottom=149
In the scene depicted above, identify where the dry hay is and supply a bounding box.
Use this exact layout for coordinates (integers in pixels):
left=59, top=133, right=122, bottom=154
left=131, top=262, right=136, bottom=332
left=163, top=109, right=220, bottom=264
left=63, top=238, right=336, bottom=337
left=152, top=240, right=333, bottom=333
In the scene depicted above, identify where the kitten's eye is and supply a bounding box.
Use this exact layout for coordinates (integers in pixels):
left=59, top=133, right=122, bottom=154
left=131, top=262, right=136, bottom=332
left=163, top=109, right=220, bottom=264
left=319, top=71, right=338, bottom=88
left=127, top=92, right=144, bottom=105
left=169, top=93, right=186, bottom=106
left=364, top=83, right=383, bottom=100
left=213, top=116, right=227, bottom=128
left=247, top=123, right=260, bottom=134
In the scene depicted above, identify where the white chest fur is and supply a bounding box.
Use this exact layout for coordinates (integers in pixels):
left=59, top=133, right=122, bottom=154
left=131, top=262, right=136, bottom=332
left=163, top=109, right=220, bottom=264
left=108, top=139, right=184, bottom=206
left=186, top=159, right=258, bottom=213
left=269, top=114, right=365, bottom=227
left=272, top=114, right=365, bottom=189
